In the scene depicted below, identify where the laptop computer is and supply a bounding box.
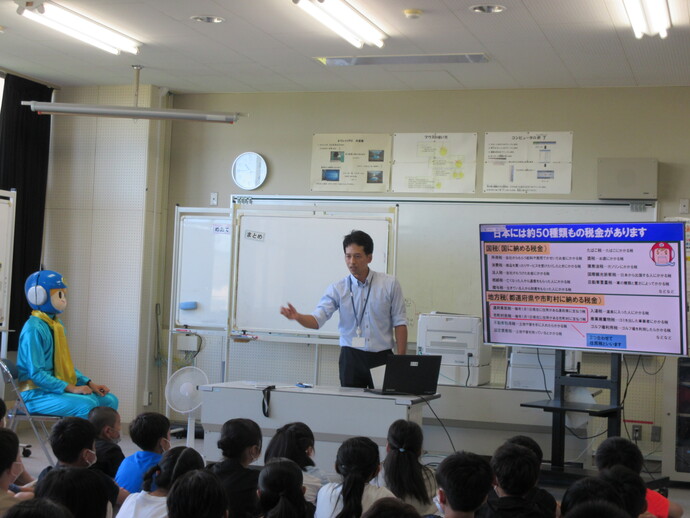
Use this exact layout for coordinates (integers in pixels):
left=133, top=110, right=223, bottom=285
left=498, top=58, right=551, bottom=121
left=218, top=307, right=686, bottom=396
left=366, top=354, right=442, bottom=395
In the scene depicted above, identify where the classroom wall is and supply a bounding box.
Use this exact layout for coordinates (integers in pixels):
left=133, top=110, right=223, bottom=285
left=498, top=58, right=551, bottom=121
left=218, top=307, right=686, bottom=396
left=42, top=84, right=170, bottom=422
left=164, top=86, right=690, bottom=457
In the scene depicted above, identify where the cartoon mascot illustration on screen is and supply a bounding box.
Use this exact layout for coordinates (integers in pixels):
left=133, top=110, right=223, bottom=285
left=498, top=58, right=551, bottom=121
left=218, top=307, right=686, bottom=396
left=650, top=242, right=675, bottom=266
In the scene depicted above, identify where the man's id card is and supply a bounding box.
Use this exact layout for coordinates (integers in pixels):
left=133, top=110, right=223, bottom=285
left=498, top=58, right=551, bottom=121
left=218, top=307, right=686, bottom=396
left=351, top=336, right=366, bottom=348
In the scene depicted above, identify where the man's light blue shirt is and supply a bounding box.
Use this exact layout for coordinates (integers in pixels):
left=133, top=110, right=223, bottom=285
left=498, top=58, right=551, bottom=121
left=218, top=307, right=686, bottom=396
left=311, top=269, right=407, bottom=352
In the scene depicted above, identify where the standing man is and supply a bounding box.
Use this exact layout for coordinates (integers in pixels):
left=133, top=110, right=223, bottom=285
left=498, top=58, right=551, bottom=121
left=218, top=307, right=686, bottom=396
left=280, top=230, right=407, bottom=388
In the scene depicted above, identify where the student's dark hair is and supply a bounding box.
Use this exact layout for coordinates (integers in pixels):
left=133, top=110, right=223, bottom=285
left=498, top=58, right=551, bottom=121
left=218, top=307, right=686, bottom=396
left=258, top=457, right=309, bottom=518
left=334, top=436, right=380, bottom=518
left=382, top=419, right=433, bottom=505
left=264, top=422, right=315, bottom=470
left=563, top=500, right=631, bottom=518
left=35, top=467, right=110, bottom=518
left=560, top=476, right=624, bottom=516
left=49, top=417, right=96, bottom=463
left=360, top=497, right=422, bottom=518
left=594, top=436, right=644, bottom=473
left=343, top=230, right=373, bottom=255
left=87, top=406, right=119, bottom=435
left=435, top=451, right=492, bottom=513
left=143, top=446, right=205, bottom=492
left=167, top=469, right=228, bottom=518
left=129, top=412, right=170, bottom=451
left=599, top=465, right=647, bottom=518
left=490, top=442, right=539, bottom=497
left=0, top=428, right=19, bottom=473
left=505, top=435, right=544, bottom=465
left=4, top=498, right=75, bottom=518
left=0, top=398, right=6, bottom=421
left=217, top=418, right=262, bottom=460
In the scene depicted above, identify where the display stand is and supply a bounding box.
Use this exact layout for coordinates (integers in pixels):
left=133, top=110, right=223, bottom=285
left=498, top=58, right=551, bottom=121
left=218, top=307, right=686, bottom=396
left=521, top=350, right=622, bottom=476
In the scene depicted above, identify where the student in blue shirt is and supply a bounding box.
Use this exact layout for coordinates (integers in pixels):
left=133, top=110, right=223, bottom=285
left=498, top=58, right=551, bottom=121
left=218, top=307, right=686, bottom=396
left=116, top=412, right=170, bottom=493
left=280, top=230, right=408, bottom=388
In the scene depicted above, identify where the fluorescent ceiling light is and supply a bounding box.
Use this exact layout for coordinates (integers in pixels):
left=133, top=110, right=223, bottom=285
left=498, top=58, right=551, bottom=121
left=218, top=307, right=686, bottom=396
left=622, top=0, right=671, bottom=38
left=16, top=0, right=140, bottom=54
left=317, top=53, right=489, bottom=66
left=22, top=101, right=242, bottom=124
left=293, top=0, right=386, bottom=48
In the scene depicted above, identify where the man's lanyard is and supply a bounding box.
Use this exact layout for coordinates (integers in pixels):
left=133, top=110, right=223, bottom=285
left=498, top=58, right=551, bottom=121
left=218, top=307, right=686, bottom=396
left=350, top=273, right=373, bottom=337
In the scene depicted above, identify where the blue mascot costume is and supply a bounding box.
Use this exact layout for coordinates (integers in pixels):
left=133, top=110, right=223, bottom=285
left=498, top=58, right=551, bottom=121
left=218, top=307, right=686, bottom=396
left=17, top=270, right=118, bottom=418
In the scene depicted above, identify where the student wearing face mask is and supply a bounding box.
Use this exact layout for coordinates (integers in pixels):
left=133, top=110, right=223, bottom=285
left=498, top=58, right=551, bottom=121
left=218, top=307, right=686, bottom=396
left=0, top=429, right=26, bottom=515
left=38, top=416, right=129, bottom=507
left=116, top=412, right=171, bottom=493
left=88, top=406, right=125, bottom=478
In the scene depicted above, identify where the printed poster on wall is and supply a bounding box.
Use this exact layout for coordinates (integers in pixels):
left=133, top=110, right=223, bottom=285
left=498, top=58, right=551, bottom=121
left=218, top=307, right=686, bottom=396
left=483, top=131, right=573, bottom=194
left=310, top=133, right=392, bottom=192
left=391, top=133, right=477, bottom=193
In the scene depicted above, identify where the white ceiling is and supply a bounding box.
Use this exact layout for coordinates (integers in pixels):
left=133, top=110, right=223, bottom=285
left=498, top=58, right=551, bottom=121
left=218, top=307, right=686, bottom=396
left=1, top=0, right=689, bottom=93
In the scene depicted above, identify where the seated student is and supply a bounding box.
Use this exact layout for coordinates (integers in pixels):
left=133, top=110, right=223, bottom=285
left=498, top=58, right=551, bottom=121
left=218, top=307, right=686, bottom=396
left=264, top=422, right=329, bottom=504
left=315, top=436, right=394, bottom=518
left=434, top=451, right=493, bottom=518
left=475, top=443, right=554, bottom=518
left=38, top=416, right=128, bottom=506
left=0, top=398, right=34, bottom=494
left=258, top=458, right=315, bottom=518
left=167, top=469, right=229, bottom=518
left=4, top=498, right=75, bottom=518
left=599, top=465, right=651, bottom=518
left=560, top=476, right=624, bottom=517
left=484, top=436, right=557, bottom=518
left=595, top=436, right=683, bottom=518
left=208, top=418, right=262, bottom=518
left=116, top=412, right=171, bottom=493
left=0, top=429, right=25, bottom=515
left=360, top=497, right=421, bottom=518
left=118, top=446, right=205, bottom=518
left=36, top=466, right=111, bottom=518
left=374, top=420, right=437, bottom=516
left=563, top=500, right=632, bottom=518
left=88, top=406, right=124, bottom=478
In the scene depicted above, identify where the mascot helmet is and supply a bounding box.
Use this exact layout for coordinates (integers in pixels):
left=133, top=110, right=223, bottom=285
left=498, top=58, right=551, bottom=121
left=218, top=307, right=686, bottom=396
left=25, top=270, right=67, bottom=313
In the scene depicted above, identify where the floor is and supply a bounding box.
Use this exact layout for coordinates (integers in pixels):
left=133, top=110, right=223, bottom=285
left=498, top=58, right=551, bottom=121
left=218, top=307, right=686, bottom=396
left=13, top=422, right=690, bottom=512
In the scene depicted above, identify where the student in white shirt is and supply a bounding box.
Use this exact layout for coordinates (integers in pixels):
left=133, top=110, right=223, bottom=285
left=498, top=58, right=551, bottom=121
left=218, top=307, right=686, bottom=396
left=117, top=446, right=204, bottom=518
left=315, top=437, right=393, bottom=518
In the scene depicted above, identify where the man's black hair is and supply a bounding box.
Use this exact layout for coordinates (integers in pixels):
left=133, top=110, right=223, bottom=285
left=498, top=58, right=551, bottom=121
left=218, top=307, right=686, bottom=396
left=0, top=428, right=19, bottom=473
left=594, top=436, right=644, bottom=473
left=49, top=417, right=96, bottom=464
left=87, top=406, right=119, bottom=435
left=436, top=451, right=493, bottom=513
left=129, top=412, right=170, bottom=451
left=343, top=230, right=374, bottom=255
left=560, top=476, right=623, bottom=516
left=490, top=442, right=539, bottom=497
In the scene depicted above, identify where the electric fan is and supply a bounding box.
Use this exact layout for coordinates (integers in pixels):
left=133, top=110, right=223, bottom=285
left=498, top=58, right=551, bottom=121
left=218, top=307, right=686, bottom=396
left=165, top=366, right=209, bottom=448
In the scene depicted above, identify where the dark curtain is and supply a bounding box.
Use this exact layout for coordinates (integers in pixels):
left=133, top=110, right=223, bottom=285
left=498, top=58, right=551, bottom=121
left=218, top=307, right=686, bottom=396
left=0, top=74, right=53, bottom=351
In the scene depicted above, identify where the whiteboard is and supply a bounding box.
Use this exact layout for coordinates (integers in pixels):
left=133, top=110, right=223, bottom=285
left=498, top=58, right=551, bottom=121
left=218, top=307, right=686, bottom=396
left=233, top=214, right=392, bottom=335
left=173, top=212, right=231, bottom=328
left=231, top=197, right=656, bottom=340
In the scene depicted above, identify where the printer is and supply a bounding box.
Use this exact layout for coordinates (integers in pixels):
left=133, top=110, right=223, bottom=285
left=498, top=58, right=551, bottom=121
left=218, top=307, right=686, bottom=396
left=416, top=313, right=491, bottom=386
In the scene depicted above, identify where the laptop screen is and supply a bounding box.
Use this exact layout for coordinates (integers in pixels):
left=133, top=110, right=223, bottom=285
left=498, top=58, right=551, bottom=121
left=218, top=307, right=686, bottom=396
left=378, top=355, right=442, bottom=395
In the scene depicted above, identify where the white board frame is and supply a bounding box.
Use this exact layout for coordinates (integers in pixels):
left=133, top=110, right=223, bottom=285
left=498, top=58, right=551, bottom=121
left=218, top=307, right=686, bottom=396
left=230, top=200, right=399, bottom=338
left=0, top=190, right=17, bottom=360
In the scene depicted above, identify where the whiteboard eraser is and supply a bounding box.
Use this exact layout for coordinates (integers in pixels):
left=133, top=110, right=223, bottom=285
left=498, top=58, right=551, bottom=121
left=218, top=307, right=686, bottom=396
left=179, top=301, right=198, bottom=310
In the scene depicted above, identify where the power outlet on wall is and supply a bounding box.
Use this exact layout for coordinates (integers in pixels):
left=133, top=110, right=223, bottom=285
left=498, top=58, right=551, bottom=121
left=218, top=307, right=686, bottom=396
left=632, top=424, right=642, bottom=441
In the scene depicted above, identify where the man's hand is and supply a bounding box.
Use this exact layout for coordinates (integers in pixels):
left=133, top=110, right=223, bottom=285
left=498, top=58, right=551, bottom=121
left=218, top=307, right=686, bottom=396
left=65, top=384, right=92, bottom=395
left=280, top=303, right=299, bottom=320
left=87, top=381, right=110, bottom=396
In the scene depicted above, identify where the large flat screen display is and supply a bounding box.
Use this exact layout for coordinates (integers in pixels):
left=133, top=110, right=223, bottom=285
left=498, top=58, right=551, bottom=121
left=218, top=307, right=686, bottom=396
left=479, top=222, right=688, bottom=356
